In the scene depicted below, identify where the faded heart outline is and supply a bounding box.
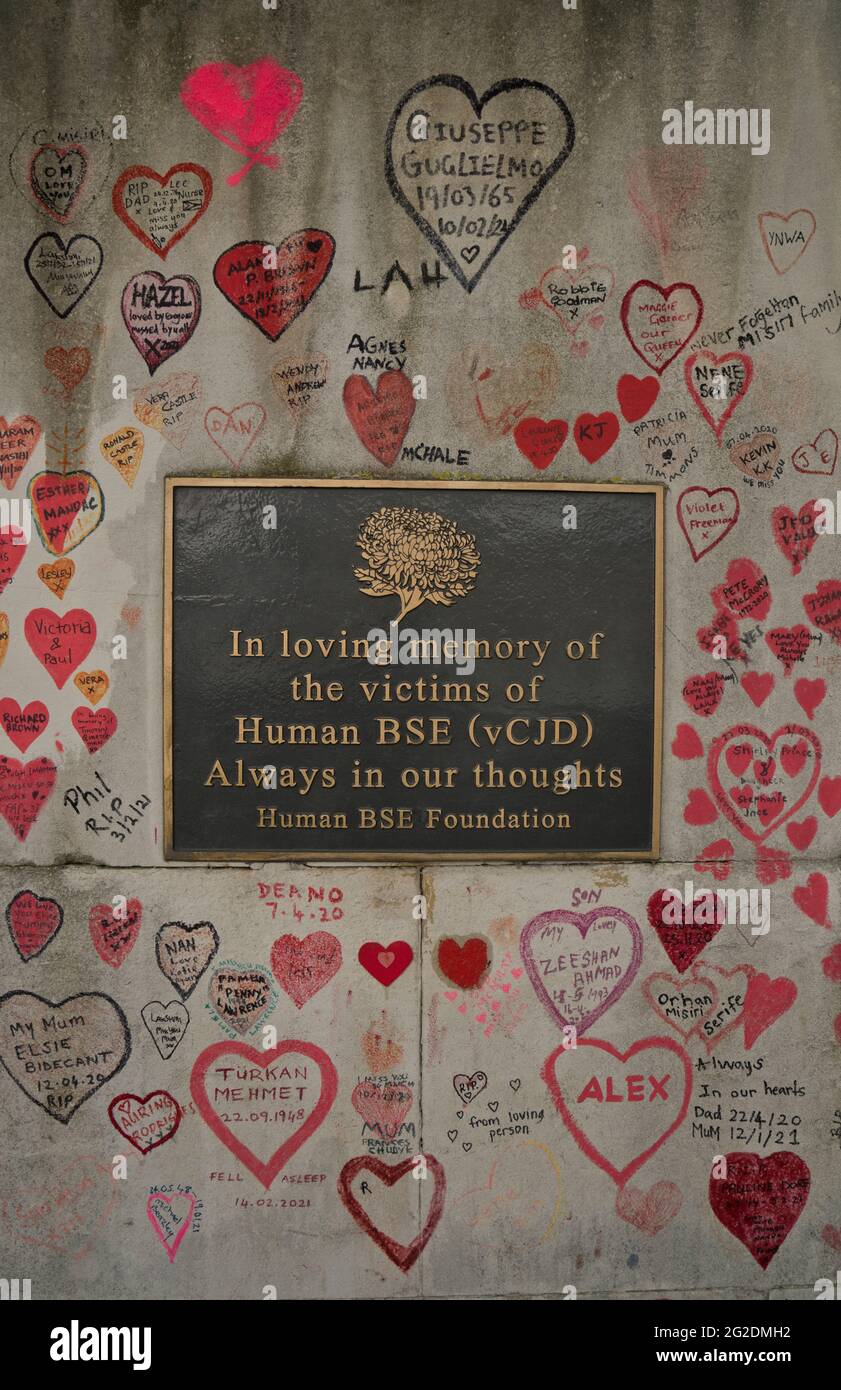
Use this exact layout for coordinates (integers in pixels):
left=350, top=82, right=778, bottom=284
left=385, top=74, right=575, bottom=293
left=520, top=906, right=642, bottom=1033
left=189, top=1038, right=338, bottom=1189
left=541, top=1035, right=693, bottom=1186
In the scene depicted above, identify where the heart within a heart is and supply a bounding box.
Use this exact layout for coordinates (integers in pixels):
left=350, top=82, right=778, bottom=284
left=708, top=723, right=821, bottom=844
left=387, top=76, right=575, bottom=292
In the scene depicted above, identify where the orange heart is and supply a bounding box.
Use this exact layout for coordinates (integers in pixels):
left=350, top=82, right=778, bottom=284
left=73, top=669, right=109, bottom=706
left=100, top=426, right=144, bottom=486
left=37, top=557, right=75, bottom=600
left=0, top=612, right=8, bottom=669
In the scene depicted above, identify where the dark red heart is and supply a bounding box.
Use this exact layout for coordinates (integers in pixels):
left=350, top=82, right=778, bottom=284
left=616, top=373, right=659, bottom=422
left=647, top=888, right=723, bottom=974
left=573, top=411, right=619, bottom=463
left=709, top=1152, right=810, bottom=1269
left=357, top=940, right=414, bottom=986
left=437, top=936, right=491, bottom=990
left=213, top=231, right=335, bottom=341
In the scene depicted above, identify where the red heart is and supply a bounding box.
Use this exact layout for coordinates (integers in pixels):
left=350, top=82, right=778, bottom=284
left=616, top=373, right=659, bottom=422
left=28, top=472, right=94, bottom=555
left=803, top=578, right=841, bottom=645
left=5, top=888, right=63, bottom=961
left=765, top=626, right=810, bottom=676
left=0, top=699, right=49, bottom=754
left=620, top=280, right=704, bottom=373
left=677, top=485, right=739, bottom=562
left=180, top=59, right=303, bottom=185
left=121, top=272, right=201, bottom=375
left=708, top=724, right=821, bottom=844
left=190, top=1039, right=338, bottom=1189
left=343, top=370, right=416, bottom=466
left=437, top=936, right=490, bottom=990
left=358, top=940, right=413, bottom=986
left=108, top=1091, right=181, bottom=1154
left=694, top=839, right=734, bottom=881
left=573, top=411, right=619, bottom=463
left=88, top=898, right=142, bottom=967
left=792, top=872, right=830, bottom=928
left=24, top=608, right=96, bottom=689
left=44, top=346, right=91, bottom=395
left=0, top=755, right=56, bottom=841
left=0, top=416, right=41, bottom=491
left=214, top=231, right=335, bottom=341
left=615, top=1181, right=682, bottom=1235
left=671, top=723, right=703, bottom=760
left=819, top=776, right=841, bottom=817
left=270, top=931, right=342, bottom=1006
left=541, top=1035, right=693, bottom=1186
left=0, top=525, right=27, bottom=596
left=71, top=706, right=116, bottom=754
left=697, top=605, right=744, bottom=663
left=712, top=557, right=771, bottom=623
left=786, top=815, right=818, bottom=850
left=684, top=350, right=753, bottom=441
left=822, top=944, right=841, bottom=981
left=682, top=672, right=724, bottom=717
left=683, top=788, right=717, bottom=825
left=647, top=888, right=723, bottom=973
left=743, top=973, right=797, bottom=1049
left=772, top=500, right=819, bottom=576
left=794, top=677, right=826, bottom=719
left=709, top=1152, right=810, bottom=1268
left=755, top=845, right=792, bottom=884
left=740, top=672, right=774, bottom=708
left=821, top=1225, right=841, bottom=1254
left=337, top=1154, right=446, bottom=1272
left=512, top=416, right=568, bottom=469
left=112, top=163, right=213, bottom=259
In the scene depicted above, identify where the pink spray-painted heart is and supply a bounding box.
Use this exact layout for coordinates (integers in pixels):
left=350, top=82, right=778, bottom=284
left=520, top=907, right=642, bottom=1033
left=180, top=60, right=303, bottom=186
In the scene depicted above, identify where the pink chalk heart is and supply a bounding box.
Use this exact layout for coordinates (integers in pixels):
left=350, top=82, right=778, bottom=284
left=541, top=1035, right=692, bottom=1186
left=0, top=699, right=49, bottom=754
left=0, top=756, right=56, bottom=842
left=121, top=272, right=201, bottom=375
left=351, top=1079, right=413, bottom=1136
left=190, top=1039, right=338, bottom=1189
left=615, top=1180, right=682, bottom=1235
left=180, top=59, right=303, bottom=185
left=641, top=969, right=721, bottom=1043
left=146, top=1190, right=195, bottom=1263
left=520, top=907, right=642, bottom=1034
left=204, top=402, right=266, bottom=468
left=684, top=350, right=753, bottom=441
left=708, top=723, right=821, bottom=844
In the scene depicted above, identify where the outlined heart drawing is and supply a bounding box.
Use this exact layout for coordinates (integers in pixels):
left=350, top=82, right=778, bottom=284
left=541, top=1035, right=693, bottom=1186
left=112, top=164, right=213, bottom=259
left=758, top=209, right=816, bottom=276
left=146, top=1190, right=195, bottom=1263
left=708, top=723, right=821, bottom=844
left=620, top=280, right=703, bottom=373
left=337, top=1153, right=446, bottom=1271
left=190, top=1039, right=338, bottom=1189
left=386, top=75, right=575, bottom=292
left=684, top=350, right=753, bottom=440
left=520, top=906, right=643, bottom=1032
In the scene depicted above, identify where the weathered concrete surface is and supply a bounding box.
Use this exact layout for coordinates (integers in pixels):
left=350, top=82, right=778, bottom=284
left=0, top=0, right=839, bottom=1299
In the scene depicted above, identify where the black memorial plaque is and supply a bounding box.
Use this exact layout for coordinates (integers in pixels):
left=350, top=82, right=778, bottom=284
left=165, top=480, right=663, bottom=860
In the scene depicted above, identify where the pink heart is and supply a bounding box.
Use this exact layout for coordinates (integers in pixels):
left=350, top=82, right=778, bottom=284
left=180, top=60, right=303, bottom=186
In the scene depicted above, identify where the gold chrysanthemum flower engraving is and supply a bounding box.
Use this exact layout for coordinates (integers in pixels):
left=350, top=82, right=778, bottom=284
left=354, top=505, right=480, bottom=623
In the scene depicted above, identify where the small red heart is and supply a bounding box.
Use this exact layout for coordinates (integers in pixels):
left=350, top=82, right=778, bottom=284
left=709, top=1151, right=809, bottom=1268
left=771, top=500, right=819, bottom=576
left=743, top=973, right=797, bottom=1049
left=756, top=845, right=792, bottom=885
left=357, top=940, right=413, bottom=986
left=88, top=898, right=142, bottom=967
left=683, top=788, right=717, bottom=825
left=671, top=723, right=703, bottom=760
left=694, top=839, right=734, bottom=880
left=0, top=698, right=49, bottom=754
left=792, top=872, right=830, bottom=928
left=794, top=677, right=826, bottom=719
left=573, top=411, right=619, bottom=464
left=647, top=888, right=722, bottom=973
left=682, top=672, right=724, bottom=717
left=0, top=755, right=56, bottom=841
left=765, top=625, right=811, bottom=676
left=343, top=370, right=416, bottom=467
left=512, top=416, right=568, bottom=469
left=71, top=706, right=116, bottom=754
left=0, top=525, right=27, bottom=596
left=786, top=816, right=818, bottom=851
left=740, top=672, right=774, bottom=707
left=818, top=775, right=841, bottom=817
left=437, top=937, right=491, bottom=990
left=616, top=373, right=659, bottom=422
left=780, top=739, right=808, bottom=777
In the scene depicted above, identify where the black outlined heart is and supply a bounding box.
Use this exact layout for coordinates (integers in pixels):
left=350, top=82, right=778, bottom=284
left=385, top=75, right=575, bottom=292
